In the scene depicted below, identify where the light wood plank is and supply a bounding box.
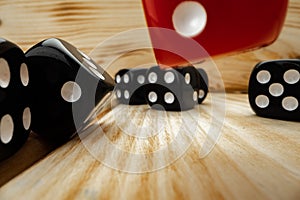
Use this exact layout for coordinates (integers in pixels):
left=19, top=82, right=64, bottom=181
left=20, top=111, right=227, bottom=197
left=0, top=94, right=299, bottom=200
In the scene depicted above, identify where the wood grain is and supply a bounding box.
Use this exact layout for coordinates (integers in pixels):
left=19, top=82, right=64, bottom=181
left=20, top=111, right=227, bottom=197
left=0, top=0, right=300, bottom=91
left=0, top=1, right=300, bottom=199
left=0, top=94, right=299, bottom=200
left=0, top=133, right=57, bottom=187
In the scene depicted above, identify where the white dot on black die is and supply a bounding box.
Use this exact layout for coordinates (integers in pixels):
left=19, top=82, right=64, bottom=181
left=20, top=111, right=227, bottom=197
left=61, top=81, right=82, bottom=103
left=199, top=90, right=205, bottom=99
left=185, top=73, right=191, bottom=84
left=116, top=89, right=121, bottom=98
left=116, top=75, right=121, bottom=83
left=164, top=92, right=175, bottom=104
left=282, top=96, right=298, bottom=111
left=284, top=69, right=300, bottom=85
left=0, top=114, right=14, bottom=144
left=123, top=74, right=130, bottom=83
left=23, top=107, right=31, bottom=130
left=255, top=95, right=269, bottom=108
left=124, top=90, right=130, bottom=99
left=20, top=63, right=29, bottom=86
left=269, top=83, right=284, bottom=97
left=148, top=72, right=158, bottom=83
left=137, top=75, right=145, bottom=84
left=256, top=70, right=271, bottom=84
left=193, top=91, right=198, bottom=101
left=0, top=58, right=11, bottom=88
left=148, top=91, right=158, bottom=103
left=164, top=71, right=175, bottom=84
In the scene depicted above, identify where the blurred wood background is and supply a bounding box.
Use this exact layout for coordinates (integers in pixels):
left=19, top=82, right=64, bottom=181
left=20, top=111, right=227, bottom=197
left=0, top=0, right=300, bottom=199
left=0, top=0, right=299, bottom=92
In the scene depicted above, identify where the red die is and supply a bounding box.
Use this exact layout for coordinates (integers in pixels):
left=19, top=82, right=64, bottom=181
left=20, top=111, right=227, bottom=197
left=142, top=0, right=288, bottom=67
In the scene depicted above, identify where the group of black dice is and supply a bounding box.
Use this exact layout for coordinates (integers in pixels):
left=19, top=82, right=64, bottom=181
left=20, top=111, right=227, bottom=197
left=0, top=38, right=114, bottom=161
left=1, top=36, right=299, bottom=161
left=115, top=59, right=300, bottom=121
left=114, top=66, right=209, bottom=111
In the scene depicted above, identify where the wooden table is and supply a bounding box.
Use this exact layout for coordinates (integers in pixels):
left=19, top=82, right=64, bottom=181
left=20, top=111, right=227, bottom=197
left=0, top=94, right=300, bottom=200
left=0, top=0, right=300, bottom=199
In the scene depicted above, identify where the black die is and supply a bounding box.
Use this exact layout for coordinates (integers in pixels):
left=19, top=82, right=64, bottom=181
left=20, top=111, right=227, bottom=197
left=176, top=66, right=209, bottom=104
left=248, top=60, right=300, bottom=121
left=115, top=68, right=147, bottom=105
left=196, top=68, right=209, bottom=104
left=25, top=38, right=114, bottom=141
left=145, top=66, right=198, bottom=111
left=0, top=39, right=31, bottom=160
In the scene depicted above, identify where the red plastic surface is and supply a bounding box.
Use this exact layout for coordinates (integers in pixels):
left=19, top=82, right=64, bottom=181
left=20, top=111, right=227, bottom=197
left=142, top=0, right=288, bottom=67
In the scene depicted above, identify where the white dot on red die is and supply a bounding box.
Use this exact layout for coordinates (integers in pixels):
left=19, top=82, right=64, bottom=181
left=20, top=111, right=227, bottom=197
left=172, top=1, right=207, bottom=37
left=20, top=63, right=29, bottom=86
left=61, top=81, right=82, bottom=103
left=0, top=114, right=14, bottom=144
left=0, top=58, right=11, bottom=88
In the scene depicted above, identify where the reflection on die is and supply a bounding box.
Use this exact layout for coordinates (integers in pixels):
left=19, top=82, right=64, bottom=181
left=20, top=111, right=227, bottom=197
left=142, top=0, right=288, bottom=67
left=0, top=39, right=31, bottom=160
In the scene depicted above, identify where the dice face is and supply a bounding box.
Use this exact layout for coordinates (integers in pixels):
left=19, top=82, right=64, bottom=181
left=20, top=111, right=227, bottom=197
left=0, top=39, right=30, bottom=160
left=25, top=38, right=114, bottom=141
left=142, top=0, right=288, bottom=66
left=115, top=68, right=148, bottom=105
left=248, top=60, right=300, bottom=121
left=145, top=66, right=198, bottom=111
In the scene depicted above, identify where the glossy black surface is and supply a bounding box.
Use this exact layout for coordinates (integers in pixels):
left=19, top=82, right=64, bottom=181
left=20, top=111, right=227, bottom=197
left=115, top=66, right=209, bottom=111
left=0, top=39, right=30, bottom=160
left=26, top=38, right=114, bottom=141
left=249, top=59, right=300, bottom=121
left=196, top=68, right=209, bottom=104
left=115, top=68, right=148, bottom=105
left=145, top=66, right=199, bottom=111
